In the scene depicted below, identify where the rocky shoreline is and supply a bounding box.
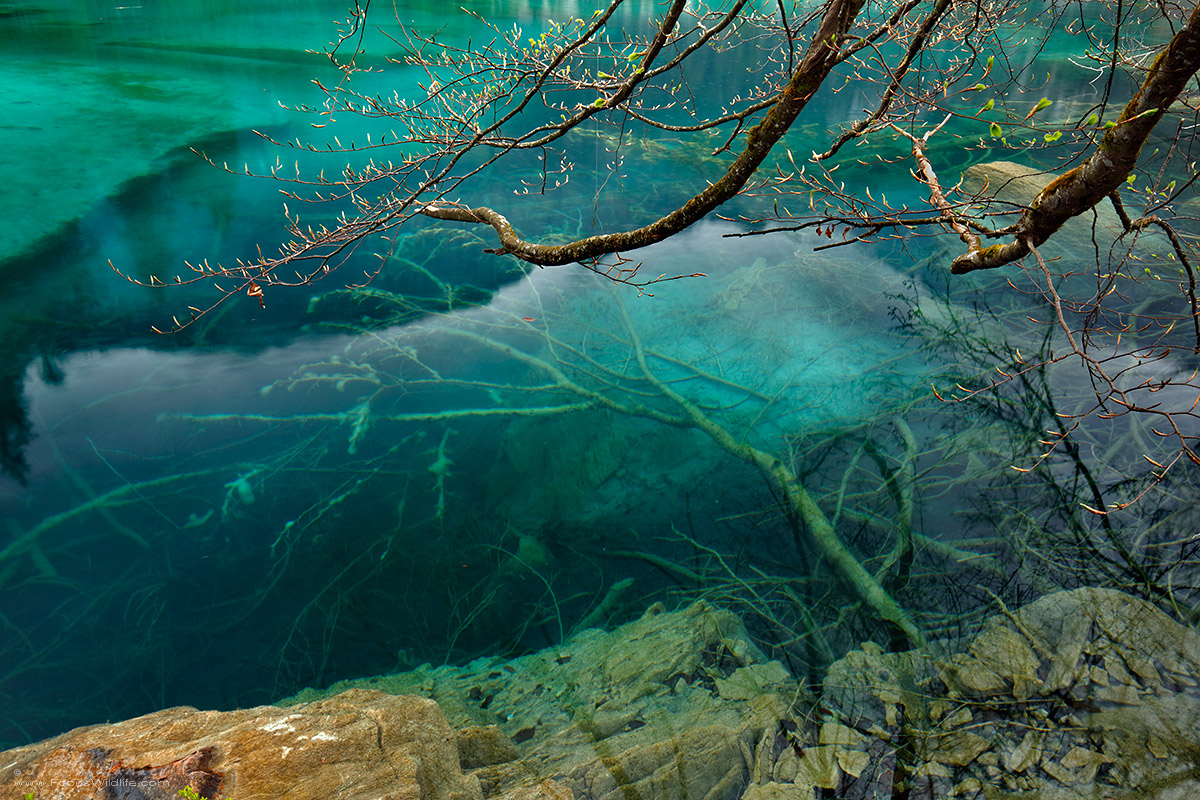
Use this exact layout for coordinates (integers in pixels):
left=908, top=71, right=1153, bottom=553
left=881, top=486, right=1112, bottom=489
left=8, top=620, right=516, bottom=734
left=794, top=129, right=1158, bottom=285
left=3, top=587, right=1198, bottom=800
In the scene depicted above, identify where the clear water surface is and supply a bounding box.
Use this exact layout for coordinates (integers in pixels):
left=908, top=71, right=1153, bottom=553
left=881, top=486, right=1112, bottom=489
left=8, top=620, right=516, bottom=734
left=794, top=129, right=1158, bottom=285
left=0, top=1, right=1194, bottom=778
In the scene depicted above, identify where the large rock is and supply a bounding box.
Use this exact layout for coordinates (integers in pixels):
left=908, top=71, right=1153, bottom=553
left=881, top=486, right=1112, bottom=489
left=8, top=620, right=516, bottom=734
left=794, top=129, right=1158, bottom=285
left=757, top=587, right=1200, bottom=799
left=938, top=587, right=1200, bottom=701
left=287, top=601, right=797, bottom=800
left=0, top=689, right=483, bottom=800
left=0, top=601, right=797, bottom=800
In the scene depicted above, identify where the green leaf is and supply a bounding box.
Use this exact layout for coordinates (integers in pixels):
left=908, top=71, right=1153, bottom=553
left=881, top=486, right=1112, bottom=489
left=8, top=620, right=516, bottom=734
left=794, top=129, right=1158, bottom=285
left=1126, top=173, right=1137, bottom=185
left=986, top=55, right=995, bottom=70
left=1043, top=130, right=1062, bottom=142
left=970, top=83, right=986, bottom=91
left=597, top=72, right=612, bottom=79
left=1027, top=97, right=1052, bottom=119
left=1084, top=114, right=1098, bottom=126
left=1104, top=120, right=1117, bottom=130
left=981, top=99, right=994, bottom=112
left=989, top=122, right=1003, bottom=138
left=593, top=98, right=606, bottom=108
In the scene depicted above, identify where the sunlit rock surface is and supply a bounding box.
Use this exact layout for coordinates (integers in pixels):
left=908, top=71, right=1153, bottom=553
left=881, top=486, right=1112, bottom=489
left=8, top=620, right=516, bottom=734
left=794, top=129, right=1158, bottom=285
left=0, top=689, right=480, bottom=800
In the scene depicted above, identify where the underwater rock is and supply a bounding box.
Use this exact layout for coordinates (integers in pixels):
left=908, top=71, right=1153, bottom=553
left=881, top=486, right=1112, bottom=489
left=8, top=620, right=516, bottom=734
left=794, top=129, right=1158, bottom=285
left=822, top=641, right=937, bottom=734
left=937, top=618, right=1042, bottom=699
left=0, top=689, right=481, bottom=800
left=286, top=600, right=797, bottom=800
left=959, top=160, right=1168, bottom=261
left=566, top=724, right=750, bottom=800
left=716, top=662, right=794, bottom=702
left=800, top=587, right=1200, bottom=800
left=741, top=782, right=813, bottom=800
left=959, top=160, right=1055, bottom=206
left=457, top=726, right=521, bottom=769
left=920, top=731, right=991, bottom=768
left=11, top=588, right=1200, bottom=800
left=491, top=778, right=574, bottom=800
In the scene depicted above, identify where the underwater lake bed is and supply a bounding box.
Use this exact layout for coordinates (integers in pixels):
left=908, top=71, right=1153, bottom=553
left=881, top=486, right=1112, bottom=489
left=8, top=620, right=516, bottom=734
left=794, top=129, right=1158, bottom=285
left=3, top=2, right=1200, bottom=799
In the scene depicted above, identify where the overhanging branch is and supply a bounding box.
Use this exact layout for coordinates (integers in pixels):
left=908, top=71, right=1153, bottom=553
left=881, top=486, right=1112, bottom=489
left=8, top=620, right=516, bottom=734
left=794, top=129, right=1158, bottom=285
left=951, top=3, right=1200, bottom=274
left=420, top=0, right=868, bottom=267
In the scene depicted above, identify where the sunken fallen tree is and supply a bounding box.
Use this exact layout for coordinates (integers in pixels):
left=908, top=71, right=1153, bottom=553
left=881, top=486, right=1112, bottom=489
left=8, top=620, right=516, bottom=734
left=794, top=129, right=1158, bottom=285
left=168, top=270, right=929, bottom=649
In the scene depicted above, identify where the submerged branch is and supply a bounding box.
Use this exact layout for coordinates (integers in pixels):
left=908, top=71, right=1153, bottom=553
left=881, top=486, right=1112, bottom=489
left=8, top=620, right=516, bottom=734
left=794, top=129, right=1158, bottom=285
left=615, top=297, right=926, bottom=648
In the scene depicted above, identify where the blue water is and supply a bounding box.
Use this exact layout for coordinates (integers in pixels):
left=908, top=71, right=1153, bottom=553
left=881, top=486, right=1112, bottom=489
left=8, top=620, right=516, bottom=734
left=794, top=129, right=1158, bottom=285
left=0, top=0, right=1193, bottom=755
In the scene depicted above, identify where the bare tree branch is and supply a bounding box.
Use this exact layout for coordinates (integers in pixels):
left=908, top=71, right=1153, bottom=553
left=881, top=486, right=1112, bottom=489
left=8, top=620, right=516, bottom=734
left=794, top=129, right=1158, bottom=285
left=420, top=0, right=869, bottom=266
left=951, top=3, right=1200, bottom=274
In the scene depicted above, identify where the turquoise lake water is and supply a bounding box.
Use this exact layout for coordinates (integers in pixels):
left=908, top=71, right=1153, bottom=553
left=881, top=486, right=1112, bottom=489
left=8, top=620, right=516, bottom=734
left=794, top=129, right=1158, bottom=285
left=1, top=0, right=1196, bottom=762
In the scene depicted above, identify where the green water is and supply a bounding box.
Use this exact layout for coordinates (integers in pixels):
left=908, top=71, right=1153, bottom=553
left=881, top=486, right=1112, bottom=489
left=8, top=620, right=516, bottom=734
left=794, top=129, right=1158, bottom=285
left=0, top=5, right=1197, bottom=787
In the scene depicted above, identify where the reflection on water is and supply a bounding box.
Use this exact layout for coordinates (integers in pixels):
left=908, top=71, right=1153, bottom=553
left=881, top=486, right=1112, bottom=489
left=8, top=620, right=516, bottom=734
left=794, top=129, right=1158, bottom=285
left=2, top=9, right=1198, bottom=795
